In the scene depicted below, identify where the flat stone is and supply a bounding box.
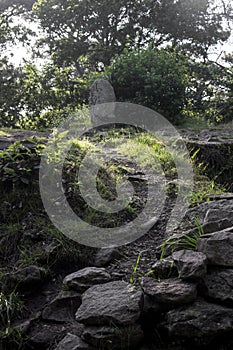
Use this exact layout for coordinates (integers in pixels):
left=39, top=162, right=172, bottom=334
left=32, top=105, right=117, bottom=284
left=55, top=333, right=90, bottom=350
left=172, top=250, right=207, bottom=280
left=141, top=277, right=196, bottom=307
left=164, top=300, right=233, bottom=344
left=42, top=291, right=81, bottom=322
left=63, top=267, right=111, bottom=293
left=82, top=324, right=143, bottom=349
left=196, top=228, right=233, bottom=266
left=76, top=281, right=143, bottom=326
left=203, top=268, right=233, bottom=306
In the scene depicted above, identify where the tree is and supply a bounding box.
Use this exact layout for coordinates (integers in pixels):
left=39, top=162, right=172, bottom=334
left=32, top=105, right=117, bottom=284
left=147, top=0, right=230, bottom=59
left=33, top=0, right=230, bottom=70
left=100, top=46, right=189, bottom=122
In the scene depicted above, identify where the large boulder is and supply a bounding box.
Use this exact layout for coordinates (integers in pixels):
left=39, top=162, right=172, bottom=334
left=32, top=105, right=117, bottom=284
left=141, top=277, right=196, bottom=308
left=42, top=291, right=81, bottom=323
left=163, top=300, right=233, bottom=345
left=63, top=267, right=111, bottom=293
left=82, top=324, right=143, bottom=349
left=76, top=281, right=143, bottom=326
left=172, top=250, right=207, bottom=280
left=202, top=268, right=233, bottom=306
left=196, top=228, right=233, bottom=266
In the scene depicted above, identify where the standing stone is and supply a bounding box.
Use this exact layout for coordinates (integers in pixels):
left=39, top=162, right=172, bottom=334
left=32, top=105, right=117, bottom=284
left=89, top=78, right=116, bottom=127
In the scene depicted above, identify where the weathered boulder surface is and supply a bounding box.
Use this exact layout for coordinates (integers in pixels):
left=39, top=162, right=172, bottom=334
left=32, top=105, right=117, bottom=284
left=172, top=249, right=207, bottom=280
left=89, top=78, right=116, bottom=127
left=141, top=277, right=196, bottom=307
left=76, top=280, right=143, bottom=326
left=82, top=324, right=143, bottom=349
left=55, top=333, right=90, bottom=350
left=163, top=300, right=233, bottom=344
left=42, top=291, right=82, bottom=323
left=202, top=268, right=233, bottom=306
left=63, top=267, right=111, bottom=293
left=204, top=208, right=233, bottom=225
left=184, top=199, right=233, bottom=227
left=196, top=228, right=233, bottom=266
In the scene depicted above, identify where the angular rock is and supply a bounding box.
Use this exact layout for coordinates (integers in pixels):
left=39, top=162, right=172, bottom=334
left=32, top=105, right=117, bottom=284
left=2, top=265, right=47, bottom=293
left=27, top=323, right=66, bottom=349
left=141, top=277, right=196, bottom=307
left=151, top=257, right=178, bottom=279
left=202, top=219, right=232, bottom=234
left=196, top=228, right=233, bottom=266
left=204, top=208, right=233, bottom=225
left=82, top=324, right=143, bottom=349
left=94, top=248, right=120, bottom=267
left=13, top=312, right=41, bottom=335
left=172, top=250, right=207, bottom=280
left=184, top=199, right=233, bottom=226
left=203, top=268, right=233, bottom=306
left=42, top=291, right=81, bottom=323
left=63, top=267, right=111, bottom=293
left=164, top=300, right=233, bottom=344
left=56, top=333, right=90, bottom=350
left=76, top=281, right=143, bottom=326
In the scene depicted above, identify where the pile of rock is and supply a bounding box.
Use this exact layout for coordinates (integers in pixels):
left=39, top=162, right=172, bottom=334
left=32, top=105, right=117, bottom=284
left=143, top=226, right=233, bottom=348
left=53, top=229, right=233, bottom=349
left=10, top=198, right=233, bottom=349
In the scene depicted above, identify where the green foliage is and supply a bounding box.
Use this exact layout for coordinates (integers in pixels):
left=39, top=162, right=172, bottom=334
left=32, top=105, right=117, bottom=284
left=0, top=292, right=23, bottom=334
left=33, top=0, right=229, bottom=68
left=160, top=218, right=204, bottom=260
left=189, top=179, right=226, bottom=206
left=130, top=253, right=141, bottom=284
left=0, top=61, right=22, bottom=128
left=103, top=47, right=189, bottom=122
left=0, top=138, right=45, bottom=186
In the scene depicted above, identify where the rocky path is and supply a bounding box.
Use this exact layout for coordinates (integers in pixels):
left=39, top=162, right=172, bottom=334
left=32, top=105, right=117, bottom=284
left=1, top=127, right=233, bottom=349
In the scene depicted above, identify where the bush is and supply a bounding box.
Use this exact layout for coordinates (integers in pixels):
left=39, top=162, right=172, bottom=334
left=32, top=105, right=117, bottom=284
left=101, top=46, right=189, bottom=123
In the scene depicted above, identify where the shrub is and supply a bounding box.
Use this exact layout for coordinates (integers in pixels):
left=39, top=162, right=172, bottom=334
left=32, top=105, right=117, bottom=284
left=102, top=46, right=189, bottom=123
